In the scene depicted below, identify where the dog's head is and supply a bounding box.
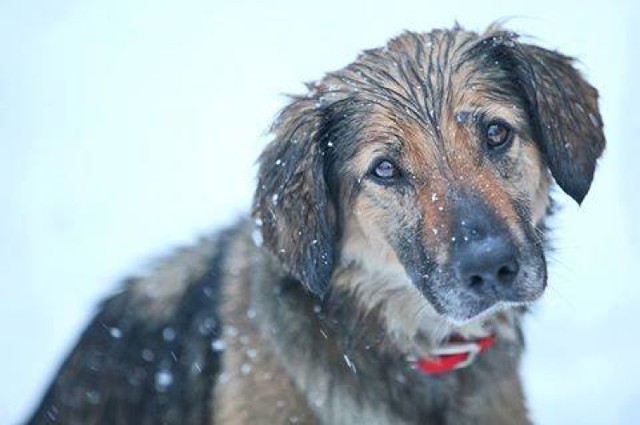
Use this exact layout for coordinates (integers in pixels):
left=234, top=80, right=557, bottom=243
left=253, top=27, right=605, bottom=327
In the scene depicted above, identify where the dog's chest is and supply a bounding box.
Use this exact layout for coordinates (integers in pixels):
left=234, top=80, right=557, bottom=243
left=212, top=235, right=530, bottom=425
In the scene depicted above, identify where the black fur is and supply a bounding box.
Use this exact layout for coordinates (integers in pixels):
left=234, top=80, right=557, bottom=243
left=253, top=95, right=370, bottom=298
left=253, top=98, right=337, bottom=297
left=471, top=32, right=606, bottom=204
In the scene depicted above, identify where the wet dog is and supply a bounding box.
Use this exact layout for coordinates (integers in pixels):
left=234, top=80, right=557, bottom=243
left=28, top=24, right=605, bottom=425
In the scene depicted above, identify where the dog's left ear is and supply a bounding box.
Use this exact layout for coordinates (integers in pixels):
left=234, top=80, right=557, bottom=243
left=493, top=35, right=606, bottom=204
left=252, top=96, right=336, bottom=297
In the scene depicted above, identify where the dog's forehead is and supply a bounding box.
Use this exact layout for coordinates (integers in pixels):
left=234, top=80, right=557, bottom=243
left=317, top=29, right=479, bottom=99
left=310, top=29, right=547, bottom=236
left=316, top=29, right=529, bottom=172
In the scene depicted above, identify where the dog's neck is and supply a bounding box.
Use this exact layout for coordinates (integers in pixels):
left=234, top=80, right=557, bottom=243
left=328, top=257, right=523, bottom=358
left=250, top=248, right=529, bottom=424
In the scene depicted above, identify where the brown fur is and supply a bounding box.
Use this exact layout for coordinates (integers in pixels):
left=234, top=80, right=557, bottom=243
left=27, top=24, right=605, bottom=425
left=215, top=233, right=318, bottom=425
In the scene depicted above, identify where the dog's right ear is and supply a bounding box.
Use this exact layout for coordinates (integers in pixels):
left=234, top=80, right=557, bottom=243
left=252, top=96, right=336, bottom=298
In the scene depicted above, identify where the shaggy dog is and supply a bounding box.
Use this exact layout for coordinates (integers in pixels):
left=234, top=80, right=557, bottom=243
left=28, top=24, right=605, bottom=425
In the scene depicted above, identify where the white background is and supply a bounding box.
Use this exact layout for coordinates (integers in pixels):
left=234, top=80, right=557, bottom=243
left=1, top=1, right=639, bottom=424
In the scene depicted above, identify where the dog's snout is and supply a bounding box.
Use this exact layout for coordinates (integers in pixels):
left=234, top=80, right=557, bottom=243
left=453, top=235, right=519, bottom=295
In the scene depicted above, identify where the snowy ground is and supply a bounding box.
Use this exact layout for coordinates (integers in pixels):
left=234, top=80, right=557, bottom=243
left=1, top=1, right=638, bottom=424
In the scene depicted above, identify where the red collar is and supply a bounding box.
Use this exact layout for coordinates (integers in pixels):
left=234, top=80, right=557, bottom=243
left=413, top=334, right=496, bottom=374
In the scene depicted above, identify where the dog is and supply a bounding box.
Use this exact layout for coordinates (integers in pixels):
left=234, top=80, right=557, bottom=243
left=27, top=24, right=605, bottom=425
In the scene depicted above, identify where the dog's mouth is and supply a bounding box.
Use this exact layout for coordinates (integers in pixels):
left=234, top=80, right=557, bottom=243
left=438, top=299, right=535, bottom=327
left=414, top=257, right=547, bottom=325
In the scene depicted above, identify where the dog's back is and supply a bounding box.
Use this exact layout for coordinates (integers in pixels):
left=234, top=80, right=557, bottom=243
left=27, top=226, right=238, bottom=425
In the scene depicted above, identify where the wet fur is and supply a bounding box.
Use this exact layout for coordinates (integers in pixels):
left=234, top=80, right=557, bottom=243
left=27, top=24, right=604, bottom=425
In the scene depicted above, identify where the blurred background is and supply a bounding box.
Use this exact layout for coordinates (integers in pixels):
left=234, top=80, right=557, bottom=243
left=1, top=0, right=638, bottom=423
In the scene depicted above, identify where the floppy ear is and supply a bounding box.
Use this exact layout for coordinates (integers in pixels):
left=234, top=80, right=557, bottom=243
left=497, top=37, right=606, bottom=204
left=252, top=96, right=336, bottom=297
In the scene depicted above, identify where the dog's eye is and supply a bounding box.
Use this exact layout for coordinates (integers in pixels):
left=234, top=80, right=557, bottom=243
left=485, top=120, right=513, bottom=150
left=371, top=159, right=400, bottom=180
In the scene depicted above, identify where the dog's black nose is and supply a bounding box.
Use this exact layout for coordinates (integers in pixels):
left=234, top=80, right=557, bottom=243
left=452, top=223, right=519, bottom=297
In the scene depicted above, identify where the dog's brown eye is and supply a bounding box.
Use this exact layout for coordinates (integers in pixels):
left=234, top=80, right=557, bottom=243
left=372, top=159, right=400, bottom=180
left=485, top=120, right=513, bottom=149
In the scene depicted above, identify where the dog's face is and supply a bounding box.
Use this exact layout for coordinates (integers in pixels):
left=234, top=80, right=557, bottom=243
left=334, top=77, right=550, bottom=323
left=254, top=28, right=605, bottom=327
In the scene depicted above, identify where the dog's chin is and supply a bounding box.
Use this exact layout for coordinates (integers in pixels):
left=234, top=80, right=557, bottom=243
left=420, top=269, right=547, bottom=327
left=431, top=281, right=546, bottom=326
left=437, top=299, right=533, bottom=327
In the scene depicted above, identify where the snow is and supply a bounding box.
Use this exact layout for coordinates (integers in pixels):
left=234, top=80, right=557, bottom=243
left=211, top=339, right=227, bottom=352
left=1, top=1, right=639, bottom=424
left=343, top=354, right=358, bottom=374
left=141, top=349, right=155, bottom=362
left=162, top=326, right=177, bottom=342
left=154, top=370, right=174, bottom=391
left=240, top=363, right=252, bottom=376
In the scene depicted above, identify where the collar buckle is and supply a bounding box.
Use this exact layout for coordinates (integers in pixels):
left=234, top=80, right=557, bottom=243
left=429, top=341, right=481, bottom=370
left=413, top=334, right=496, bottom=374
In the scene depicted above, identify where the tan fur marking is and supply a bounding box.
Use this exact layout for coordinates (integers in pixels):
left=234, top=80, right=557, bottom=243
left=215, top=234, right=318, bottom=425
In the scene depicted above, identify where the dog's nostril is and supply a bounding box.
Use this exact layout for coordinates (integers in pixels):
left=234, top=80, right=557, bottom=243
left=469, top=275, right=484, bottom=288
left=497, top=263, right=519, bottom=285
